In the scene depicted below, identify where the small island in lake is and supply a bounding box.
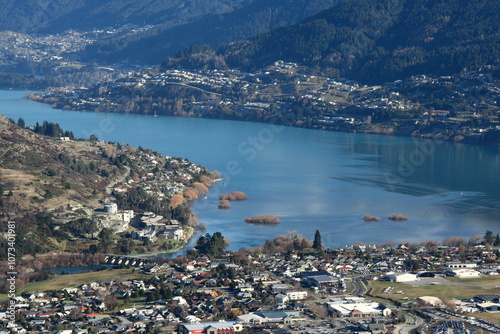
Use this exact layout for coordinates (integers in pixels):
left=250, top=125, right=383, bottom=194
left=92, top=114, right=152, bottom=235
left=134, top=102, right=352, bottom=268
left=245, top=215, right=280, bottom=225
left=218, top=199, right=231, bottom=209
left=389, top=214, right=408, bottom=221
left=219, top=191, right=248, bottom=201
left=363, top=215, right=381, bottom=222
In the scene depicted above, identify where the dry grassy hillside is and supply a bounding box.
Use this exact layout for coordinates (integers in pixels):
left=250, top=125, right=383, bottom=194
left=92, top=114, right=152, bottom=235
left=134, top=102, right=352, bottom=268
left=0, top=115, right=118, bottom=214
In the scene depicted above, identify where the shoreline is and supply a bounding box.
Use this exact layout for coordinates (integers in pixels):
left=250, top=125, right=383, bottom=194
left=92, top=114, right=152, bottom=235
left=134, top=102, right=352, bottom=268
left=25, top=93, right=500, bottom=148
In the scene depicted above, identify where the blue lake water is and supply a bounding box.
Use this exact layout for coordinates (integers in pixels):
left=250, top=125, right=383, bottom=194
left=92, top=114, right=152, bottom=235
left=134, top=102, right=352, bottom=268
left=1, top=90, right=499, bottom=249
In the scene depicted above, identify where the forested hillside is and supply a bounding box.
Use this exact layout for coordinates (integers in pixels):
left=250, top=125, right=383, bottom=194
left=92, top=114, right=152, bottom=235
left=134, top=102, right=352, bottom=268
left=216, top=0, right=500, bottom=83
left=0, top=0, right=248, bottom=33
left=0, top=0, right=340, bottom=64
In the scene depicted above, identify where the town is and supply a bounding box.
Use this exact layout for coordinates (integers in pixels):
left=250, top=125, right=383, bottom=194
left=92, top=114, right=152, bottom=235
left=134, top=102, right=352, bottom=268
left=1, top=17, right=500, bottom=334
left=0, top=26, right=498, bottom=147
left=1, top=232, right=499, bottom=334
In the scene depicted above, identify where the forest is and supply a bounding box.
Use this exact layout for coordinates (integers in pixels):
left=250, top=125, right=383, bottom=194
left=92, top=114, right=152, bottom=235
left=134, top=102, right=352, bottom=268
left=210, top=0, right=500, bottom=84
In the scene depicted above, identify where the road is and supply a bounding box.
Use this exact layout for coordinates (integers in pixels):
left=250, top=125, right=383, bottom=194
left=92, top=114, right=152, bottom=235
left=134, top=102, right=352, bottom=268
left=351, top=277, right=368, bottom=296
left=394, top=313, right=425, bottom=334
left=106, top=166, right=130, bottom=195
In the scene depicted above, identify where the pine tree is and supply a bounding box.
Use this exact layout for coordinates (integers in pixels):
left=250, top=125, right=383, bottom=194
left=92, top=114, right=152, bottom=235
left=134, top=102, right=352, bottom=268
left=484, top=230, right=495, bottom=245
left=313, top=229, right=323, bottom=251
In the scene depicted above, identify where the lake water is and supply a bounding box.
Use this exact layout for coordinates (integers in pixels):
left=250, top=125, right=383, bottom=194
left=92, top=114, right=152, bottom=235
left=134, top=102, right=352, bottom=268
left=1, top=90, right=499, bottom=249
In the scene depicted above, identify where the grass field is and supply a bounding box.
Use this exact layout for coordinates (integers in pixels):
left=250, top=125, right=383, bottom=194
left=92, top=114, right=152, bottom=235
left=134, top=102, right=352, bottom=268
left=369, top=277, right=500, bottom=302
left=19, top=268, right=148, bottom=294
left=370, top=281, right=487, bottom=301
left=369, top=277, right=500, bottom=324
left=445, top=275, right=500, bottom=288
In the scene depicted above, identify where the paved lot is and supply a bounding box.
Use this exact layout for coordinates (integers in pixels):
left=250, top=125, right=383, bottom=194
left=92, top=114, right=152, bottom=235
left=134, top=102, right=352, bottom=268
left=402, top=277, right=494, bottom=289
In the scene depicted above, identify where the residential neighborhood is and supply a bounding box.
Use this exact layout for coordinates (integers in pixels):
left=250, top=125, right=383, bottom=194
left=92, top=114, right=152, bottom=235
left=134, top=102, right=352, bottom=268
left=1, top=235, right=500, bottom=333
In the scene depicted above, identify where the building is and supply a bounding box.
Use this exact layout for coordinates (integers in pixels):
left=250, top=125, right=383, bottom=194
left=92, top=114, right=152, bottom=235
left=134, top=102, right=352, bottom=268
left=477, top=302, right=500, bottom=312
left=286, top=291, right=308, bottom=301
left=178, top=321, right=243, bottom=334
left=416, top=296, right=443, bottom=307
left=445, top=262, right=477, bottom=269
left=446, top=269, right=481, bottom=278
left=104, top=203, right=118, bottom=214
left=384, top=272, right=418, bottom=282
left=327, top=297, right=391, bottom=318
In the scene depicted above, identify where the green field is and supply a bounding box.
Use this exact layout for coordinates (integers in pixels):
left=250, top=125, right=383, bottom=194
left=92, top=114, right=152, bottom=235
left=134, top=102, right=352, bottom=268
left=445, top=275, right=500, bottom=287
left=19, top=268, right=148, bottom=294
left=369, top=279, right=499, bottom=302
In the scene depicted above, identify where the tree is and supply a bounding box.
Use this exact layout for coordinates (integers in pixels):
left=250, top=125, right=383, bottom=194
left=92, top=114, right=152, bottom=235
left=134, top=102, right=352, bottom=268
left=17, top=117, right=25, bottom=128
left=484, top=230, right=495, bottom=245
left=313, top=229, right=323, bottom=251
left=443, top=236, right=466, bottom=247
left=195, top=232, right=227, bottom=257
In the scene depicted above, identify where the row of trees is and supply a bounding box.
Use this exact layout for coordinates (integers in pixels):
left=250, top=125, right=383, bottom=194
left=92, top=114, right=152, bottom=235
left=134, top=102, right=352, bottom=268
left=32, top=120, right=75, bottom=139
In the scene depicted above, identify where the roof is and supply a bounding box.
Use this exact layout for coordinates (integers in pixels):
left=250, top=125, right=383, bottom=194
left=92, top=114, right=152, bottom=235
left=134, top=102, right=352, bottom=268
left=180, top=321, right=240, bottom=331
left=300, top=270, right=331, bottom=277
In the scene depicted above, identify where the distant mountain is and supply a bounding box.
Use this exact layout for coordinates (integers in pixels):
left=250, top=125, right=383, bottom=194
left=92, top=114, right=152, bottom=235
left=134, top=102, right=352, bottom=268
left=0, top=0, right=341, bottom=64
left=0, top=0, right=249, bottom=33
left=216, top=0, right=500, bottom=84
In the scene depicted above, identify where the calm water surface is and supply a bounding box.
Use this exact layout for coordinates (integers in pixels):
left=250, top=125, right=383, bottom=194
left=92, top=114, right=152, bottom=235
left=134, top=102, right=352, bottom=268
left=1, top=90, right=499, bottom=249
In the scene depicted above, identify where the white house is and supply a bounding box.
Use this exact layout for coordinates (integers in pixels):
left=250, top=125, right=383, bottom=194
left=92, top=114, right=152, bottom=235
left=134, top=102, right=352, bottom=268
left=286, top=291, right=308, bottom=301
left=275, top=294, right=289, bottom=304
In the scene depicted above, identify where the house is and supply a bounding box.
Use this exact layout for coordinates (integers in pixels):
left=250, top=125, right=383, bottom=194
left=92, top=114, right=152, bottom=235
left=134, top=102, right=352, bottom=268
left=275, top=294, right=289, bottom=304
left=286, top=291, right=308, bottom=301
left=178, top=321, right=243, bottom=334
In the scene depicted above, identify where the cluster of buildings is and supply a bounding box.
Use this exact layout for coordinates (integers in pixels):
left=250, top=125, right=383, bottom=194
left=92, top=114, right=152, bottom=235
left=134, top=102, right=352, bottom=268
left=132, top=215, right=185, bottom=242
left=1, top=238, right=500, bottom=333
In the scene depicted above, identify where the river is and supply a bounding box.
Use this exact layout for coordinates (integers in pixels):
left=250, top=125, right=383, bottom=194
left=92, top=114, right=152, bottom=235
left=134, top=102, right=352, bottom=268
left=1, top=90, right=499, bottom=250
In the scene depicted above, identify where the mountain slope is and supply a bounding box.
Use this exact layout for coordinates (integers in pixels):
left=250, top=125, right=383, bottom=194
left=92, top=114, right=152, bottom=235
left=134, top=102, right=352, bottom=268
left=0, top=0, right=249, bottom=33
left=0, top=0, right=340, bottom=64
left=0, top=116, right=119, bottom=214
left=218, top=0, right=500, bottom=83
left=81, top=0, right=341, bottom=64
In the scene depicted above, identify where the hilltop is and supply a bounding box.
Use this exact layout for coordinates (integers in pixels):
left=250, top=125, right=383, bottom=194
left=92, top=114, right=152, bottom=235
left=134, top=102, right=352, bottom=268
left=0, top=115, right=117, bottom=213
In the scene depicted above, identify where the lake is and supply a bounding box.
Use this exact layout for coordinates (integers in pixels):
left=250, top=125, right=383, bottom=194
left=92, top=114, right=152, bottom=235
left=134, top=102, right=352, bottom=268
left=1, top=90, right=499, bottom=249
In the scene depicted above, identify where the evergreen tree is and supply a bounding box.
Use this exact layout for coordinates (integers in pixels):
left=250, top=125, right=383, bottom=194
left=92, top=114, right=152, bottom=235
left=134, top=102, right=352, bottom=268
left=484, top=230, right=495, bottom=245
left=17, top=117, right=25, bottom=128
left=313, top=229, right=323, bottom=251
left=195, top=232, right=226, bottom=257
